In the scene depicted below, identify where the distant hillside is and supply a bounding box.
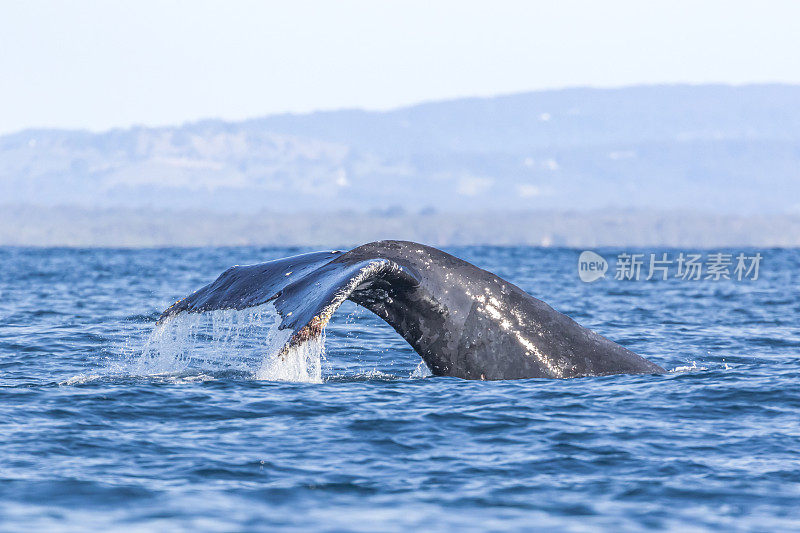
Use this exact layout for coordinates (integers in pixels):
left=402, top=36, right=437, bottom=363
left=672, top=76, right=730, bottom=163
left=1, top=84, right=799, bottom=215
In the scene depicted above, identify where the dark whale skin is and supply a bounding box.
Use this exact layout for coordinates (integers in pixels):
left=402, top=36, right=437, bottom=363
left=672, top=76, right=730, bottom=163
left=160, top=240, right=665, bottom=380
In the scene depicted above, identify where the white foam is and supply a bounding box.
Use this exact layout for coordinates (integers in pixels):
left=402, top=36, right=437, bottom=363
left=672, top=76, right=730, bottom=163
left=59, top=373, right=104, bottom=386
left=671, top=361, right=708, bottom=373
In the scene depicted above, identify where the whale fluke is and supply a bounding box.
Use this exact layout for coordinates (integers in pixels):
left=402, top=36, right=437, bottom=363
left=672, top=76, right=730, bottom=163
left=159, top=240, right=664, bottom=380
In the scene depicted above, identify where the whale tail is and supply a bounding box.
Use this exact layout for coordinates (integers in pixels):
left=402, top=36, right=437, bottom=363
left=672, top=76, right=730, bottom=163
left=160, top=241, right=665, bottom=380
left=159, top=249, right=419, bottom=348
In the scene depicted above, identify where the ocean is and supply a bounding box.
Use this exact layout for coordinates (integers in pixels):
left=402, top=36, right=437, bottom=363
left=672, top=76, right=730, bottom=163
left=1, top=246, right=798, bottom=531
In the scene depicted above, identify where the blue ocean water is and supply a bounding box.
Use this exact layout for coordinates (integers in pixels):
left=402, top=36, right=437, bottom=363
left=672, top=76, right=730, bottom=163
left=1, top=246, right=798, bottom=531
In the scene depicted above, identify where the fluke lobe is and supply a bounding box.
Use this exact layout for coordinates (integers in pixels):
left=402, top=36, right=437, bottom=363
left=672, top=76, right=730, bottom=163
left=159, top=240, right=664, bottom=380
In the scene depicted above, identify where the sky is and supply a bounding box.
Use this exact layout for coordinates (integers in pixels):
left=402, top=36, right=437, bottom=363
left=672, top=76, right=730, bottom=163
left=2, top=0, right=799, bottom=134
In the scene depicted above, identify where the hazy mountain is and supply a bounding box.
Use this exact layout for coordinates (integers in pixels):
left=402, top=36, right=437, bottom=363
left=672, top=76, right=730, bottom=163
left=1, top=84, right=799, bottom=215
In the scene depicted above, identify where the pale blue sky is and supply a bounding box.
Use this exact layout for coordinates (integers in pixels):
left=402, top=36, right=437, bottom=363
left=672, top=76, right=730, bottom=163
left=2, top=0, right=799, bottom=134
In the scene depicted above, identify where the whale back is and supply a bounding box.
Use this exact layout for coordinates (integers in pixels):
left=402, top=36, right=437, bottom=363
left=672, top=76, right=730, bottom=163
left=159, top=240, right=664, bottom=379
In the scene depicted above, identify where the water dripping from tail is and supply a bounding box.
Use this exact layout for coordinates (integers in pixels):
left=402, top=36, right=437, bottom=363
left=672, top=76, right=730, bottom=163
left=255, top=333, right=326, bottom=383
left=119, top=303, right=327, bottom=383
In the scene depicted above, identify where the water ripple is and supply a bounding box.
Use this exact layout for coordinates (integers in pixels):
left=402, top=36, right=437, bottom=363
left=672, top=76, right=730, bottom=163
left=0, top=246, right=798, bottom=530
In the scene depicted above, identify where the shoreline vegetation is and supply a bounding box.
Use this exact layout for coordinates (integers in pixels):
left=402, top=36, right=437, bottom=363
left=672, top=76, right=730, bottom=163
left=2, top=205, right=798, bottom=248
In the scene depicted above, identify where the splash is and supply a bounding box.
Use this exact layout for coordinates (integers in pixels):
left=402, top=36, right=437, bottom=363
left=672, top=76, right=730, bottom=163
left=115, top=303, right=325, bottom=383
left=671, top=361, right=708, bottom=373
left=255, top=333, right=325, bottom=383
left=410, top=360, right=432, bottom=378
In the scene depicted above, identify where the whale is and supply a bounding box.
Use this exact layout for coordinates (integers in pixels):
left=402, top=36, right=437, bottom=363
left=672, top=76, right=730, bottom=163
left=159, top=240, right=664, bottom=380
